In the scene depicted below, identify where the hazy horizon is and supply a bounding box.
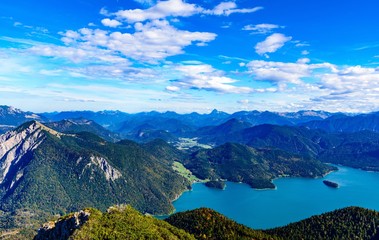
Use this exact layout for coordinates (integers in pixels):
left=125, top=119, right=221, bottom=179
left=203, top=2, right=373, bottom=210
left=1, top=104, right=374, bottom=115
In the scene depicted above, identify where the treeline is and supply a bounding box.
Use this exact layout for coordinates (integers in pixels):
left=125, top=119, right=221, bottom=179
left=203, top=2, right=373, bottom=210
left=266, top=207, right=379, bottom=239
left=165, top=208, right=278, bottom=240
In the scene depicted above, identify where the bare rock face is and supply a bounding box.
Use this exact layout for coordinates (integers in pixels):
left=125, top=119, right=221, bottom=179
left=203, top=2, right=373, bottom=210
left=34, top=210, right=91, bottom=240
left=0, top=121, right=122, bottom=189
left=0, top=121, right=47, bottom=189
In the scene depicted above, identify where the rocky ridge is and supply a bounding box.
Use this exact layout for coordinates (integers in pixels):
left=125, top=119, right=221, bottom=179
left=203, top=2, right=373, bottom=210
left=34, top=210, right=91, bottom=240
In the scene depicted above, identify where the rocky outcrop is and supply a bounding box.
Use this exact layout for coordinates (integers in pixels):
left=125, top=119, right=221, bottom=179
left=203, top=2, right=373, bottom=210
left=34, top=210, right=91, bottom=240
left=0, top=122, right=46, bottom=186
left=80, top=156, right=122, bottom=181
left=90, top=156, right=122, bottom=181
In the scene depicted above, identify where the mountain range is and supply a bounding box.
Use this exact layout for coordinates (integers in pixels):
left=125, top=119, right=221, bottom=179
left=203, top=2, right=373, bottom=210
left=0, top=106, right=339, bottom=135
left=301, top=112, right=379, bottom=133
left=2, top=105, right=379, bottom=138
left=0, top=120, right=340, bottom=237
left=1, top=105, right=379, bottom=238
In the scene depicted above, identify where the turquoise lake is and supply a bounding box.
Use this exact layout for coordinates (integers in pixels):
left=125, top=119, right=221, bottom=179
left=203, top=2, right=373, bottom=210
left=172, top=165, right=379, bottom=229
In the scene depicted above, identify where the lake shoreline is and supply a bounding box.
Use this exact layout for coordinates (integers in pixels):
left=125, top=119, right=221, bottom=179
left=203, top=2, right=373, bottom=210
left=169, top=165, right=379, bottom=229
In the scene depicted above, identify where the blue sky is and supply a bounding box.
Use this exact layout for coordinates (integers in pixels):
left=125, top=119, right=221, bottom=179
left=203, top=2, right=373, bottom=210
left=1, top=0, right=379, bottom=113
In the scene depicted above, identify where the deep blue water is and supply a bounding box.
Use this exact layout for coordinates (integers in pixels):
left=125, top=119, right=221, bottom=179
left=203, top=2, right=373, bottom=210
left=172, top=165, right=379, bottom=229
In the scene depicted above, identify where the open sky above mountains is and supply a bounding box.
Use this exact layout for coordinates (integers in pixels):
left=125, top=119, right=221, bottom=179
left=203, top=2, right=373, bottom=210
left=1, top=0, right=379, bottom=113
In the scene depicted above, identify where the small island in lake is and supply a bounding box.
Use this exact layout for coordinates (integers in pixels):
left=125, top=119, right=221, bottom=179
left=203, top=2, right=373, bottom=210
left=205, top=181, right=226, bottom=190
left=323, top=180, right=339, bottom=188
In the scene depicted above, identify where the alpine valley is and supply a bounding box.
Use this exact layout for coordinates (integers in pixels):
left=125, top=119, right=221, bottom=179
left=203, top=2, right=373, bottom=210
left=1, top=105, right=379, bottom=239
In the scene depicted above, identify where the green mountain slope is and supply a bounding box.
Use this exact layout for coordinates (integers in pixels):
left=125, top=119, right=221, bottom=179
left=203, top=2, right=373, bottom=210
left=44, top=118, right=121, bottom=142
left=166, top=208, right=277, bottom=240
left=143, top=138, right=185, bottom=162
left=35, top=205, right=195, bottom=240
left=182, top=142, right=335, bottom=189
left=0, top=121, right=191, bottom=232
left=196, top=122, right=379, bottom=172
left=267, top=207, right=379, bottom=240
left=318, top=131, right=379, bottom=171
left=30, top=205, right=379, bottom=240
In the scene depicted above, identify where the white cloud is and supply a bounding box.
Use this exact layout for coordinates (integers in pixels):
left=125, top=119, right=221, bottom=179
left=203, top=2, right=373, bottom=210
left=100, top=7, right=110, bottom=16
left=319, top=65, right=379, bottom=92
left=114, top=0, right=262, bottom=23
left=209, top=2, right=236, bottom=15
left=255, top=33, right=292, bottom=56
left=101, top=18, right=122, bottom=28
left=247, top=60, right=310, bottom=87
left=29, top=44, right=129, bottom=64
left=294, top=41, right=310, bottom=47
left=297, top=58, right=310, bottom=64
left=170, top=18, right=180, bottom=23
left=245, top=58, right=379, bottom=112
left=34, top=20, right=216, bottom=63
left=204, top=2, right=262, bottom=16
left=0, top=36, right=43, bottom=46
left=226, top=7, right=263, bottom=15
left=66, top=65, right=169, bottom=83
left=301, top=50, right=309, bottom=55
left=165, top=85, right=180, bottom=92
left=11, top=22, right=49, bottom=36
left=238, top=99, right=249, bottom=104
left=246, top=58, right=336, bottom=90
left=115, top=0, right=202, bottom=23
left=0, top=55, right=33, bottom=75
left=242, top=23, right=283, bottom=34
left=218, top=55, right=245, bottom=60
left=39, top=69, right=63, bottom=76
left=167, top=63, right=254, bottom=94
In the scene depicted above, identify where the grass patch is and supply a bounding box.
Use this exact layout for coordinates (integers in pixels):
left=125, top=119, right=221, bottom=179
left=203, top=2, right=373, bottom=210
left=172, top=161, right=204, bottom=183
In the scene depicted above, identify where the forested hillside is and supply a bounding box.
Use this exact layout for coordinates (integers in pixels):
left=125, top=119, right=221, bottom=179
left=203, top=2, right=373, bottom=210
left=0, top=121, right=190, bottom=234
left=33, top=205, right=379, bottom=240
left=267, top=207, right=379, bottom=239
left=181, top=142, right=336, bottom=189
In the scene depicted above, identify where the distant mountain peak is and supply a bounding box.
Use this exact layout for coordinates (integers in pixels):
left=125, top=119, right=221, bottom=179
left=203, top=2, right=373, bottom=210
left=210, top=109, right=226, bottom=115
left=0, top=105, right=22, bottom=115
left=0, top=106, right=45, bottom=128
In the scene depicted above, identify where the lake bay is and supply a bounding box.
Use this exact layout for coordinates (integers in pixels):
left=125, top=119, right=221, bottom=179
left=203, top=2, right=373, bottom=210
left=172, top=165, right=379, bottom=229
